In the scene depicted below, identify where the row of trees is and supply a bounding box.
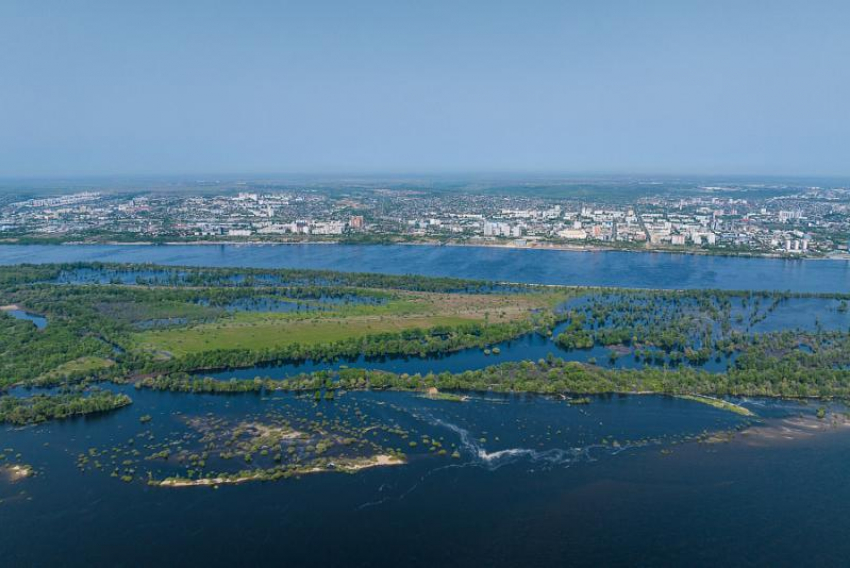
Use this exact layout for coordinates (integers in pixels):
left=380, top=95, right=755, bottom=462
left=9, top=261, right=537, bottom=294
left=138, top=352, right=850, bottom=399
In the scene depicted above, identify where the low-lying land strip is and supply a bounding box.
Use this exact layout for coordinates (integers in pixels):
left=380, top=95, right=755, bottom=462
left=2, top=262, right=850, bottom=427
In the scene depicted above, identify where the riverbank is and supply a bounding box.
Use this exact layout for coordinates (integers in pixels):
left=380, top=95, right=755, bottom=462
left=738, top=412, right=850, bottom=446
left=1, top=236, right=847, bottom=261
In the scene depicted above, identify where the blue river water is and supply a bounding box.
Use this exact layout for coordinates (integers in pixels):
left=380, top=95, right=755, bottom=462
left=1, top=388, right=848, bottom=567
left=3, top=309, right=48, bottom=329
left=0, top=243, right=848, bottom=291
left=3, top=244, right=850, bottom=567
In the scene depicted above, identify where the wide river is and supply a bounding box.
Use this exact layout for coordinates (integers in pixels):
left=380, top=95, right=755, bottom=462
left=0, top=243, right=848, bottom=291
left=3, top=244, right=850, bottom=567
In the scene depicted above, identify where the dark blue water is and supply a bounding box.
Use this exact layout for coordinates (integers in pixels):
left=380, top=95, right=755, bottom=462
left=0, top=243, right=848, bottom=292
left=6, top=389, right=841, bottom=567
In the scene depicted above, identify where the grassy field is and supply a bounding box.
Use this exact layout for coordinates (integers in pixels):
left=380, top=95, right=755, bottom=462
left=36, top=356, right=115, bottom=381
left=131, top=291, right=566, bottom=358
left=98, top=300, right=219, bottom=323
left=133, top=314, right=476, bottom=356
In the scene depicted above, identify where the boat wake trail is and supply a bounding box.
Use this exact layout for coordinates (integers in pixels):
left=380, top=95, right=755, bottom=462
left=428, top=416, right=628, bottom=471
left=355, top=410, right=645, bottom=511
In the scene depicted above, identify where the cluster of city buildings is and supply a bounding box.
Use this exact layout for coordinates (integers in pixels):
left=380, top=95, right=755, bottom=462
left=1, top=184, right=848, bottom=256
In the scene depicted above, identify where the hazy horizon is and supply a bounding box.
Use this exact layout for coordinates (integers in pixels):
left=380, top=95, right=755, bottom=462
left=2, top=0, right=848, bottom=177
left=1, top=171, right=848, bottom=188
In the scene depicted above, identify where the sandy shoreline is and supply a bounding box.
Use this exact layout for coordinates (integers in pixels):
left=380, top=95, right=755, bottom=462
left=738, top=413, right=850, bottom=447
left=340, top=454, right=405, bottom=471
left=157, top=454, right=405, bottom=488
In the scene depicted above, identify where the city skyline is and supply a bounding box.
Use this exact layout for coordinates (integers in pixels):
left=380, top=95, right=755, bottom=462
left=1, top=179, right=846, bottom=259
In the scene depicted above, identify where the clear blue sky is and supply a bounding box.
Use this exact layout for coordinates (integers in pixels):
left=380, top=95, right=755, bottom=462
left=1, top=0, right=848, bottom=177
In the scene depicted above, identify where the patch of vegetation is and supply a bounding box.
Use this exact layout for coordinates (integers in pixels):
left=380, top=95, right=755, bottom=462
left=3, top=262, right=850, bottom=403
left=0, top=391, right=132, bottom=425
left=675, top=395, right=754, bottom=416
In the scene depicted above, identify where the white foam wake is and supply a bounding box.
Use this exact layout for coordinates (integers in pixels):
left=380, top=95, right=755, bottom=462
left=429, top=417, right=619, bottom=471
